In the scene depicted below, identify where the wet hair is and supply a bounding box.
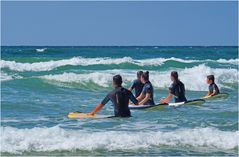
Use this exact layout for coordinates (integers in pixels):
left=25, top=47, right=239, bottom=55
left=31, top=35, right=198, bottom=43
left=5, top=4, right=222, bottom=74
left=207, top=75, right=215, bottom=83
left=171, top=71, right=179, bottom=82
left=137, top=71, right=143, bottom=79
left=141, top=71, right=149, bottom=81
left=113, top=74, right=122, bottom=86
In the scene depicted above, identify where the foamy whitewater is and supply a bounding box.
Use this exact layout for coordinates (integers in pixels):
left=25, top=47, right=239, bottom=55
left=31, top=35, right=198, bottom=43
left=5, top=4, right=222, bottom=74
left=1, top=126, right=238, bottom=154
left=0, top=71, right=22, bottom=81
left=1, top=46, right=238, bottom=156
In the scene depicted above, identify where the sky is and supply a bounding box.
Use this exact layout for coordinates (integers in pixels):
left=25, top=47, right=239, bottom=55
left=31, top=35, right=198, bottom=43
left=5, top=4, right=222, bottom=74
left=1, top=1, right=238, bottom=46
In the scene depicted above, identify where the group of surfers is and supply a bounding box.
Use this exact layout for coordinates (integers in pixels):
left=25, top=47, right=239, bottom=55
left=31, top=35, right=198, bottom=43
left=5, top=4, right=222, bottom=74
left=87, top=71, right=220, bottom=117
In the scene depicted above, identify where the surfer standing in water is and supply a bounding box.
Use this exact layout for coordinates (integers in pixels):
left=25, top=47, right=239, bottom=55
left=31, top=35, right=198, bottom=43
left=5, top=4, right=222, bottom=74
left=134, top=71, right=155, bottom=106
left=87, top=75, right=138, bottom=117
left=128, top=71, right=144, bottom=97
left=160, top=71, right=187, bottom=103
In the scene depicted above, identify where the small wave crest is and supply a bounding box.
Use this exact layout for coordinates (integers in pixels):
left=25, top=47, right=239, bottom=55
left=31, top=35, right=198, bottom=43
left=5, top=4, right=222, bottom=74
left=1, top=126, right=238, bottom=154
left=216, top=58, right=238, bottom=65
left=36, top=48, right=47, bottom=52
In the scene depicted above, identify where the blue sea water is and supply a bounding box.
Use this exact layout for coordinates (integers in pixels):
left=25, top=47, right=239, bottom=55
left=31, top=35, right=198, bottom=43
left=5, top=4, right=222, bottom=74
left=1, top=46, right=238, bottom=156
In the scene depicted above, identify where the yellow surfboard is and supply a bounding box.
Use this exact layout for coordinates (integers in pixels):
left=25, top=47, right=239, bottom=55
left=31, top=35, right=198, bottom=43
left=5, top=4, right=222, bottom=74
left=67, top=112, right=113, bottom=119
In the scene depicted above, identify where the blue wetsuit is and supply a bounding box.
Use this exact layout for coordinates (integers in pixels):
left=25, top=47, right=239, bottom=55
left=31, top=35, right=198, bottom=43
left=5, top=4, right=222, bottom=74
left=141, top=81, right=155, bottom=105
left=169, top=81, right=187, bottom=103
left=101, top=87, right=138, bottom=117
left=130, top=79, right=144, bottom=97
left=209, top=83, right=220, bottom=95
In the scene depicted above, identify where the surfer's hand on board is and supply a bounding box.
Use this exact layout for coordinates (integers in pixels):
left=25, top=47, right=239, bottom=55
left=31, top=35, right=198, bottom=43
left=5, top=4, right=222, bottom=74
left=160, top=99, right=165, bottom=103
left=160, top=99, right=168, bottom=104
left=87, top=112, right=95, bottom=116
left=203, top=95, right=211, bottom=99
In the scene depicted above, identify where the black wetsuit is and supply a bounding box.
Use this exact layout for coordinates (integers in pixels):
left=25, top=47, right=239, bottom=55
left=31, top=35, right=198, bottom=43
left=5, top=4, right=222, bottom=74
left=101, top=86, right=138, bottom=117
left=130, top=79, right=144, bottom=97
left=169, top=81, right=187, bottom=103
left=209, top=83, right=220, bottom=95
left=141, top=81, right=155, bottom=105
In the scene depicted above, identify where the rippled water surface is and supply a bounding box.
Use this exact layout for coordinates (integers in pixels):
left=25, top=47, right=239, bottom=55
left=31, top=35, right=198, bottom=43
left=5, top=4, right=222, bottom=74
left=1, top=46, right=238, bottom=156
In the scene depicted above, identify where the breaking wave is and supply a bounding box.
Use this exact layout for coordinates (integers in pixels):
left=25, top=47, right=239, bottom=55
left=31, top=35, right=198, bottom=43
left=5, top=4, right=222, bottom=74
left=40, top=64, right=238, bottom=91
left=1, top=57, right=238, bottom=72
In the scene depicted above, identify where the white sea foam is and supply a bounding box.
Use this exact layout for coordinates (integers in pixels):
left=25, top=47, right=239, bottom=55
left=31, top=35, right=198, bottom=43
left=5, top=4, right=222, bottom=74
left=40, top=64, right=238, bottom=91
left=1, top=126, right=238, bottom=154
left=1, top=57, right=238, bottom=72
left=0, top=72, right=22, bottom=81
left=1, top=72, right=13, bottom=81
left=41, top=71, right=116, bottom=87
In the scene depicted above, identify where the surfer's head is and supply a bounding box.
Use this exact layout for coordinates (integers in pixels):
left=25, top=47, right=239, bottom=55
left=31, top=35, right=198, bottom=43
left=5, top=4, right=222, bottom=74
left=207, top=75, right=215, bottom=84
left=171, top=71, right=179, bottom=82
left=113, top=74, right=123, bottom=87
left=141, top=71, right=149, bottom=83
left=137, top=71, right=143, bottom=80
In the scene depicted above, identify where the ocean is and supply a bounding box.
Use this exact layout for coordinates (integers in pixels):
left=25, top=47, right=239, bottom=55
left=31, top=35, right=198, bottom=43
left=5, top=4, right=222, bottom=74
left=1, top=46, right=238, bottom=156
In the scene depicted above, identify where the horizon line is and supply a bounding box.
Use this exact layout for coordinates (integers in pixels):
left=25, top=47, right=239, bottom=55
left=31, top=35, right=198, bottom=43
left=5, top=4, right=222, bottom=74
left=1, top=45, right=238, bottom=47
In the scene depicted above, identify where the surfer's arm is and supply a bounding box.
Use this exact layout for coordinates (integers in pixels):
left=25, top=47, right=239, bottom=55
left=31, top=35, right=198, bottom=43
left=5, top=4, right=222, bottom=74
left=209, top=90, right=217, bottom=97
left=207, top=88, right=217, bottom=97
left=128, top=80, right=136, bottom=91
left=206, top=84, right=219, bottom=97
left=136, top=93, right=144, bottom=101
left=88, top=103, right=104, bottom=115
left=203, top=91, right=212, bottom=99
left=160, top=93, right=173, bottom=104
left=206, top=92, right=212, bottom=97
left=88, top=94, right=110, bottom=115
left=161, top=84, right=174, bottom=103
left=138, top=93, right=151, bottom=105
left=129, top=91, right=138, bottom=105
left=210, top=84, right=219, bottom=96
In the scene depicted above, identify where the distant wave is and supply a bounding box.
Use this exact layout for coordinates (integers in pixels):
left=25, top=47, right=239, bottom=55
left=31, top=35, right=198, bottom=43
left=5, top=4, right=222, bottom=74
left=1, top=57, right=238, bottom=72
left=1, top=126, right=238, bottom=154
left=36, top=48, right=47, bottom=52
left=40, top=64, right=238, bottom=91
left=215, top=58, right=238, bottom=65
